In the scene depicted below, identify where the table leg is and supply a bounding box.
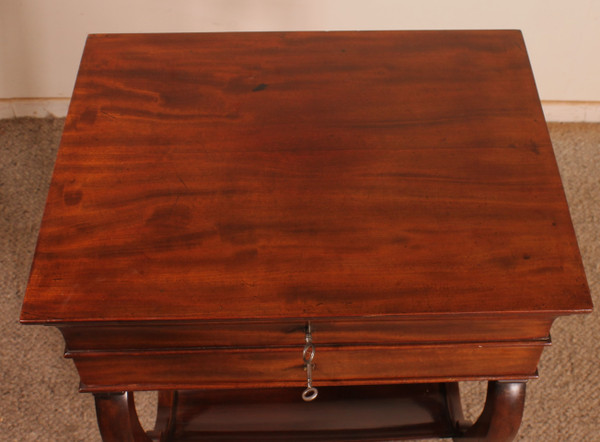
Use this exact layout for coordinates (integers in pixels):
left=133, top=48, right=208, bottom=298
left=445, top=382, right=468, bottom=431
left=152, top=391, right=178, bottom=441
left=458, top=380, right=527, bottom=441
left=94, top=392, right=152, bottom=442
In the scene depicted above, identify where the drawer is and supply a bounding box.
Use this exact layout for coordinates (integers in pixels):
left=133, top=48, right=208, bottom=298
left=71, top=341, right=545, bottom=392
left=60, top=314, right=553, bottom=352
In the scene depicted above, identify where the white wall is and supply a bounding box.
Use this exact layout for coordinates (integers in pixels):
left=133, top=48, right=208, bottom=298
left=1, top=0, right=600, bottom=101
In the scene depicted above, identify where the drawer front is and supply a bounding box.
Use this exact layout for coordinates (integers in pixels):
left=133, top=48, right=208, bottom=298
left=61, top=315, right=553, bottom=352
left=73, top=342, right=544, bottom=392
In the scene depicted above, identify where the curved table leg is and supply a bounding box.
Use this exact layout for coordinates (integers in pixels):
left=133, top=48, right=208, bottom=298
left=444, top=382, right=469, bottom=431
left=94, top=392, right=152, bottom=442
left=458, top=380, right=527, bottom=441
left=153, top=391, right=178, bottom=442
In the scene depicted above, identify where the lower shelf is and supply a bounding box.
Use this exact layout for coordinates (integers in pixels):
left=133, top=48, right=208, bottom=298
left=163, top=384, right=461, bottom=441
left=95, top=381, right=527, bottom=441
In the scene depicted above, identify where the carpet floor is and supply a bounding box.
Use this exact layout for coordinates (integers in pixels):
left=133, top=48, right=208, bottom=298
left=1, top=118, right=598, bottom=441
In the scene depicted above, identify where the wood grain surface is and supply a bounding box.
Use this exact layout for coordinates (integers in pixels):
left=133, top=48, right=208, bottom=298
left=58, top=315, right=553, bottom=351
left=71, top=342, right=544, bottom=392
left=21, top=31, right=591, bottom=323
left=169, top=385, right=458, bottom=439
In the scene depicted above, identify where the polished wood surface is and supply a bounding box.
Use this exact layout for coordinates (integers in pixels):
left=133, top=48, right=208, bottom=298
left=92, top=383, right=527, bottom=441
left=169, top=384, right=460, bottom=440
left=58, top=315, right=554, bottom=351
left=70, top=341, right=543, bottom=392
left=94, top=392, right=151, bottom=442
left=461, top=381, right=526, bottom=441
left=21, top=30, right=591, bottom=324
left=20, top=31, right=593, bottom=441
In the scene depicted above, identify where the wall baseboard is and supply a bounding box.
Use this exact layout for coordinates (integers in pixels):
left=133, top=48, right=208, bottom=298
left=541, top=101, right=600, bottom=123
left=2, top=98, right=600, bottom=123
left=0, top=98, right=70, bottom=119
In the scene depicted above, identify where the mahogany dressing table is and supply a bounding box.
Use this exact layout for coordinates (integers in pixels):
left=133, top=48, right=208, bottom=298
left=21, top=31, right=592, bottom=441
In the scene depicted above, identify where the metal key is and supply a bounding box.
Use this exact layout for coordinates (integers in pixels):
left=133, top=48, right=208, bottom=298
left=302, top=322, right=318, bottom=401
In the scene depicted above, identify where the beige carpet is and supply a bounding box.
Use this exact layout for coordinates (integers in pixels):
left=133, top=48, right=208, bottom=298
left=1, top=118, right=598, bottom=441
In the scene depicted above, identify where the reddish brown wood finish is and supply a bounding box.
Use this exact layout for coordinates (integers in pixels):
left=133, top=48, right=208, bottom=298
left=92, top=383, right=524, bottom=441
left=20, top=31, right=592, bottom=442
left=461, top=381, right=527, bottom=441
left=71, top=343, right=543, bottom=392
left=94, top=392, right=151, bottom=442
left=147, top=391, right=178, bottom=442
left=169, top=384, right=459, bottom=440
left=59, top=315, right=553, bottom=352
left=21, top=31, right=591, bottom=325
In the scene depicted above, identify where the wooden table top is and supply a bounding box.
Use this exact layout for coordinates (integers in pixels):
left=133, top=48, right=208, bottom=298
left=21, top=31, right=591, bottom=324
